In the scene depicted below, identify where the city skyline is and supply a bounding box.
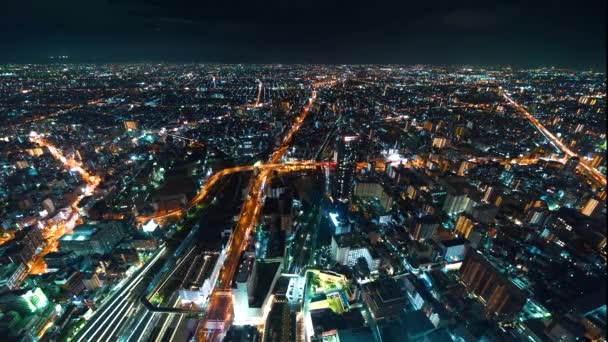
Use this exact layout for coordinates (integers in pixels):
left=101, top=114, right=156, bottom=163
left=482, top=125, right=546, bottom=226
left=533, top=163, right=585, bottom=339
left=0, top=1, right=606, bottom=342
left=0, top=63, right=605, bottom=342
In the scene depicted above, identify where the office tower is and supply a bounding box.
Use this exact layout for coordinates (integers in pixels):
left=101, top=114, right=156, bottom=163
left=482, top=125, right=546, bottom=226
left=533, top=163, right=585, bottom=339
left=334, top=135, right=358, bottom=203
left=82, top=273, right=102, bottom=291
left=232, top=253, right=257, bottom=325
left=439, top=238, right=466, bottom=263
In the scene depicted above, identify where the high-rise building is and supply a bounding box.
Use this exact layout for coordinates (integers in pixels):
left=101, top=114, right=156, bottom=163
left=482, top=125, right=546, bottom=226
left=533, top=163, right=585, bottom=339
left=432, top=137, right=447, bottom=149
left=470, top=204, right=498, bottom=224
left=482, top=184, right=497, bottom=204
left=232, top=252, right=258, bottom=325
left=442, top=189, right=476, bottom=215
left=0, top=262, right=28, bottom=292
left=59, top=220, right=130, bottom=256
left=438, top=238, right=466, bottom=263
left=263, top=295, right=294, bottom=342
left=329, top=212, right=351, bottom=235
left=460, top=252, right=526, bottom=317
left=123, top=121, right=137, bottom=131
left=411, top=216, right=440, bottom=241
left=333, top=135, right=358, bottom=202
left=581, top=197, right=600, bottom=217
left=1, top=227, right=44, bottom=265
left=467, top=227, right=488, bottom=250
left=353, top=181, right=393, bottom=211
left=0, top=287, right=49, bottom=315
left=454, top=125, right=466, bottom=140
left=82, top=273, right=102, bottom=291
left=526, top=207, right=546, bottom=225
left=455, top=214, right=489, bottom=249
left=361, top=277, right=407, bottom=322
left=331, top=234, right=380, bottom=272
left=54, top=270, right=85, bottom=296
left=385, top=161, right=392, bottom=177
left=457, top=160, right=469, bottom=176
left=232, top=254, right=282, bottom=326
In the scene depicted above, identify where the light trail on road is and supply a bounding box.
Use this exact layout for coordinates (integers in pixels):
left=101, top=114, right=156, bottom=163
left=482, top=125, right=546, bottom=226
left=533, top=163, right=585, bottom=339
left=21, top=134, right=102, bottom=274
left=255, top=79, right=263, bottom=107
left=137, top=165, right=254, bottom=222
left=138, top=161, right=330, bottom=222
left=198, top=81, right=334, bottom=341
left=11, top=98, right=105, bottom=128
left=501, top=90, right=606, bottom=187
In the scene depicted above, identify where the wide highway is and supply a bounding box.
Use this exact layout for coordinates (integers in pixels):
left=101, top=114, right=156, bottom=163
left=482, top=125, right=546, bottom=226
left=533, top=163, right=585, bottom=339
left=501, top=90, right=606, bottom=187
left=198, top=83, right=332, bottom=341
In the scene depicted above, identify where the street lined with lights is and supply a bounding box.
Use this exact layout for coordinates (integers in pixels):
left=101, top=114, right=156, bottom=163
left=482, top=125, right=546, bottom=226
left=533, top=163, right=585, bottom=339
left=501, top=90, right=606, bottom=187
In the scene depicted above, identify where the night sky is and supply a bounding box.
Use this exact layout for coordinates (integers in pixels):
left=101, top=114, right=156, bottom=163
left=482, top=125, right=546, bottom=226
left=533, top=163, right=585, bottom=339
left=1, top=0, right=605, bottom=68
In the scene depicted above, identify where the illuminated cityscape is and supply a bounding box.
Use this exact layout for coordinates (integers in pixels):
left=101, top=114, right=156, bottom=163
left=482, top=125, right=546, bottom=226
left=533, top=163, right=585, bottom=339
left=0, top=1, right=606, bottom=342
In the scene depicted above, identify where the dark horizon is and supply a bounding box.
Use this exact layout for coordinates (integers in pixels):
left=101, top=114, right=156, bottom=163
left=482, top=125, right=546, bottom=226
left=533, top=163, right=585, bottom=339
left=1, top=60, right=605, bottom=72
left=1, top=0, right=606, bottom=69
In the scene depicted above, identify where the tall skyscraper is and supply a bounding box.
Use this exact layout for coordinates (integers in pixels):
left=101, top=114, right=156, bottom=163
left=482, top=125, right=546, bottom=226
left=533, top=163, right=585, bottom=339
left=263, top=295, right=294, bottom=342
left=442, top=188, right=476, bottom=215
left=457, top=160, right=469, bottom=176
left=581, top=197, right=600, bottom=217
left=333, top=135, right=358, bottom=203
left=460, top=252, right=526, bottom=317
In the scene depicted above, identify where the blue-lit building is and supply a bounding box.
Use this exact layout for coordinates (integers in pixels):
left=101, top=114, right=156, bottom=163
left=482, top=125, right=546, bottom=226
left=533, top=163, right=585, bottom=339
left=59, top=220, right=130, bottom=256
